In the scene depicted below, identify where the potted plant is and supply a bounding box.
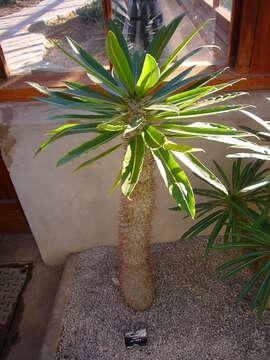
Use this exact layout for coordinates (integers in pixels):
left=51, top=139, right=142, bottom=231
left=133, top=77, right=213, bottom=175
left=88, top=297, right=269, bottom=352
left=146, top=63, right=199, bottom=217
left=31, top=15, right=259, bottom=311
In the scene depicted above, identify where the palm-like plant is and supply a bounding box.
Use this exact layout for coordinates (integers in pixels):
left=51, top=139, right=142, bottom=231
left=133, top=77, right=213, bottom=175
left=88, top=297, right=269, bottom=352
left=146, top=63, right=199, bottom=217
left=181, top=159, right=270, bottom=255
left=215, top=209, right=270, bottom=319
left=180, top=159, right=270, bottom=317
left=31, top=15, right=258, bottom=310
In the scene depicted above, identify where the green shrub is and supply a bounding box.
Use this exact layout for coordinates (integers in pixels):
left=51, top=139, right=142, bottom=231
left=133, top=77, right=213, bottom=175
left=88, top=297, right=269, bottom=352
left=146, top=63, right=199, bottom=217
left=76, top=0, right=104, bottom=26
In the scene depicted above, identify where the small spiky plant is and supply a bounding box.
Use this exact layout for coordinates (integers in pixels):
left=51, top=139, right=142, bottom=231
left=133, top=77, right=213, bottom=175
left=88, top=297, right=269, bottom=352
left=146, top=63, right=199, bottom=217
left=31, top=15, right=257, bottom=310
left=215, top=209, right=270, bottom=319
left=180, top=159, right=270, bottom=255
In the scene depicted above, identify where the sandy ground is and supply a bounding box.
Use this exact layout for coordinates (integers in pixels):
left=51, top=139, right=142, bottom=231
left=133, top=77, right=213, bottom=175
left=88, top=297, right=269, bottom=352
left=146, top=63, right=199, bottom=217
left=29, top=13, right=108, bottom=68
left=55, top=238, right=270, bottom=360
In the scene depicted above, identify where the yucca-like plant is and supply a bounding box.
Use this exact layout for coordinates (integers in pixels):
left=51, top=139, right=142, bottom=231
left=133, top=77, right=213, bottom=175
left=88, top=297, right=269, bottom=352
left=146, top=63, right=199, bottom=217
left=180, top=159, right=270, bottom=255
left=31, top=15, right=258, bottom=310
left=215, top=209, right=270, bottom=319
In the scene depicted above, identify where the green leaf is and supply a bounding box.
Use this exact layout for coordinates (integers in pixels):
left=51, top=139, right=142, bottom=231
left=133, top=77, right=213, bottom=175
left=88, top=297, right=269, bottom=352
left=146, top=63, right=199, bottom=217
left=181, top=210, right=223, bottom=240
left=48, top=114, right=111, bottom=122
left=145, top=104, right=179, bottom=113
left=74, top=143, right=122, bottom=171
left=251, top=268, right=270, bottom=311
left=258, top=279, right=270, bottom=319
left=35, top=123, right=100, bottom=156
left=152, top=147, right=195, bottom=218
left=132, top=51, right=143, bottom=83
left=108, top=168, right=122, bottom=196
left=147, top=12, right=185, bottom=61
left=108, top=19, right=132, bottom=70
left=185, top=92, right=248, bottom=111
left=34, top=92, right=118, bottom=114
left=172, top=151, right=228, bottom=194
left=160, top=19, right=213, bottom=72
left=235, top=259, right=270, bottom=303
left=157, top=122, right=245, bottom=137
left=215, top=242, right=263, bottom=250
left=213, top=160, right=231, bottom=191
left=57, top=131, right=121, bottom=167
left=157, top=45, right=218, bottom=85
left=58, top=38, right=123, bottom=97
left=164, top=142, right=204, bottom=153
left=106, top=31, right=135, bottom=94
left=152, top=67, right=198, bottom=101
left=62, top=81, right=123, bottom=105
left=239, top=177, right=270, bottom=193
left=216, top=252, right=265, bottom=273
left=187, top=67, right=229, bottom=90
left=228, top=153, right=270, bottom=161
left=194, top=188, right=224, bottom=199
left=136, top=54, right=160, bottom=96
left=143, top=125, right=166, bottom=149
left=124, top=117, right=144, bottom=135
left=170, top=105, right=250, bottom=119
left=121, top=134, right=145, bottom=199
left=166, top=86, right=213, bottom=104
left=205, top=213, right=228, bottom=256
left=97, top=122, right=125, bottom=132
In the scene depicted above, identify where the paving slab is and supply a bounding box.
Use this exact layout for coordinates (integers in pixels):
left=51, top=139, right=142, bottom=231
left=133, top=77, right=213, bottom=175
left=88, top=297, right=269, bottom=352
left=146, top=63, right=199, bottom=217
left=41, top=238, right=270, bottom=360
left=0, top=0, right=87, bottom=74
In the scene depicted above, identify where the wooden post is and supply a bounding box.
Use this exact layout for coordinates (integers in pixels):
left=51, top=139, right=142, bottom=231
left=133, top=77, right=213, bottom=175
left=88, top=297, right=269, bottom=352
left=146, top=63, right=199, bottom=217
left=0, top=44, right=9, bottom=79
left=102, top=0, right=112, bottom=69
left=213, top=0, right=219, bottom=8
left=102, top=0, right=112, bottom=35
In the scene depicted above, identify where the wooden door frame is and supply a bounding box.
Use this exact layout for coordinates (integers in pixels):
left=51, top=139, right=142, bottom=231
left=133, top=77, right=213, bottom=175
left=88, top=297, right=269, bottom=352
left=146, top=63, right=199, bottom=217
left=228, top=0, right=270, bottom=74
left=0, top=153, right=30, bottom=233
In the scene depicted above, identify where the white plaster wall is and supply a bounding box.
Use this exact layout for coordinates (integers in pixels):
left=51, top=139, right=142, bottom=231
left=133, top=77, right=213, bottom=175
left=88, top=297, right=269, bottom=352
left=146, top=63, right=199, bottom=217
left=0, top=91, right=269, bottom=265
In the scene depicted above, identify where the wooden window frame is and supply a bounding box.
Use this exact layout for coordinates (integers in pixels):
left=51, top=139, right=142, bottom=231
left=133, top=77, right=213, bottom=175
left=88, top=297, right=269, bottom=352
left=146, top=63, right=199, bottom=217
left=0, top=0, right=270, bottom=102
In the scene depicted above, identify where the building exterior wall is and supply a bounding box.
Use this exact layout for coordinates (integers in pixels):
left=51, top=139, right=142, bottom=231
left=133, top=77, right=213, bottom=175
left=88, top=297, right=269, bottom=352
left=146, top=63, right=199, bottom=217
left=0, top=92, right=269, bottom=264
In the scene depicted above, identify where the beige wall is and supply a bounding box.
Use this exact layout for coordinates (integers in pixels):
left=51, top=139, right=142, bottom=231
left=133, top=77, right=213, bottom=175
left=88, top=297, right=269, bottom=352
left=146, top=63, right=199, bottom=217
left=0, top=91, right=269, bottom=265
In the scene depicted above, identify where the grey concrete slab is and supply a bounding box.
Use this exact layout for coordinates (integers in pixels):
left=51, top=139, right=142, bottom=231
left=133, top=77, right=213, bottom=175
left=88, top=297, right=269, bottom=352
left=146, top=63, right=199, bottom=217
left=43, top=238, right=270, bottom=360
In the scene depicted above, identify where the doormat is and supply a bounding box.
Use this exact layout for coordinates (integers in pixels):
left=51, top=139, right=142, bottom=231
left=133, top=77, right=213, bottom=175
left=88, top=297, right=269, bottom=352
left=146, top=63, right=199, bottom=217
left=0, top=264, right=31, bottom=357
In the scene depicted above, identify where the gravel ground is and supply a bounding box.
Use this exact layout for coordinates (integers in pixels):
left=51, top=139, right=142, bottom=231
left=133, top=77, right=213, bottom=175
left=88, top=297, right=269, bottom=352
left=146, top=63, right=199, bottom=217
left=56, top=238, right=270, bottom=360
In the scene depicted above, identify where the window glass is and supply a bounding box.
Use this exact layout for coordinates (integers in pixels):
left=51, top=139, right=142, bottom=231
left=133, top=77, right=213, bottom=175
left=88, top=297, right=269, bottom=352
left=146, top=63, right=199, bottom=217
left=220, top=0, right=232, bottom=11
left=0, top=0, right=108, bottom=75
left=113, top=0, right=233, bottom=66
left=0, top=0, right=233, bottom=75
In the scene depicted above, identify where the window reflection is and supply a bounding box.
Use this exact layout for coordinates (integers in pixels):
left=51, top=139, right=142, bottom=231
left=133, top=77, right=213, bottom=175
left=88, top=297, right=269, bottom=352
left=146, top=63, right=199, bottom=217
left=0, top=0, right=233, bottom=75
left=114, top=0, right=233, bottom=66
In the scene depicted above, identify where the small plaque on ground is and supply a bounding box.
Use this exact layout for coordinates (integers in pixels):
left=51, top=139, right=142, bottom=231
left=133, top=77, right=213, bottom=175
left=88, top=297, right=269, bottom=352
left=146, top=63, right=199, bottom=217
left=125, top=329, right=147, bottom=348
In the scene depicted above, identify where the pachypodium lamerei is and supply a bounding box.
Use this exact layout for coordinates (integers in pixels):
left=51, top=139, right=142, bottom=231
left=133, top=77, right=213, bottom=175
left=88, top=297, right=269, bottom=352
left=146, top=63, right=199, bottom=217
left=32, top=15, right=260, bottom=310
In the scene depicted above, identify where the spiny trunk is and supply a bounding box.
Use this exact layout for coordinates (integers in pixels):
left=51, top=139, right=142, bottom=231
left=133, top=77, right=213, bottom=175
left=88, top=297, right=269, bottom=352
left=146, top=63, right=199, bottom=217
left=118, top=148, right=155, bottom=311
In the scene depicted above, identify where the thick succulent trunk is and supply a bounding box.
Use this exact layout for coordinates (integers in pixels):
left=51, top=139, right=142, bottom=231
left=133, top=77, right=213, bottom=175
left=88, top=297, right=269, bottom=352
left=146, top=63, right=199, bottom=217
left=118, top=148, right=155, bottom=311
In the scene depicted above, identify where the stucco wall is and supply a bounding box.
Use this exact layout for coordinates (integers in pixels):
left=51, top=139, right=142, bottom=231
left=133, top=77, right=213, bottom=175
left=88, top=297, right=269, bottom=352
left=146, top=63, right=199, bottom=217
left=0, top=91, right=269, bottom=265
